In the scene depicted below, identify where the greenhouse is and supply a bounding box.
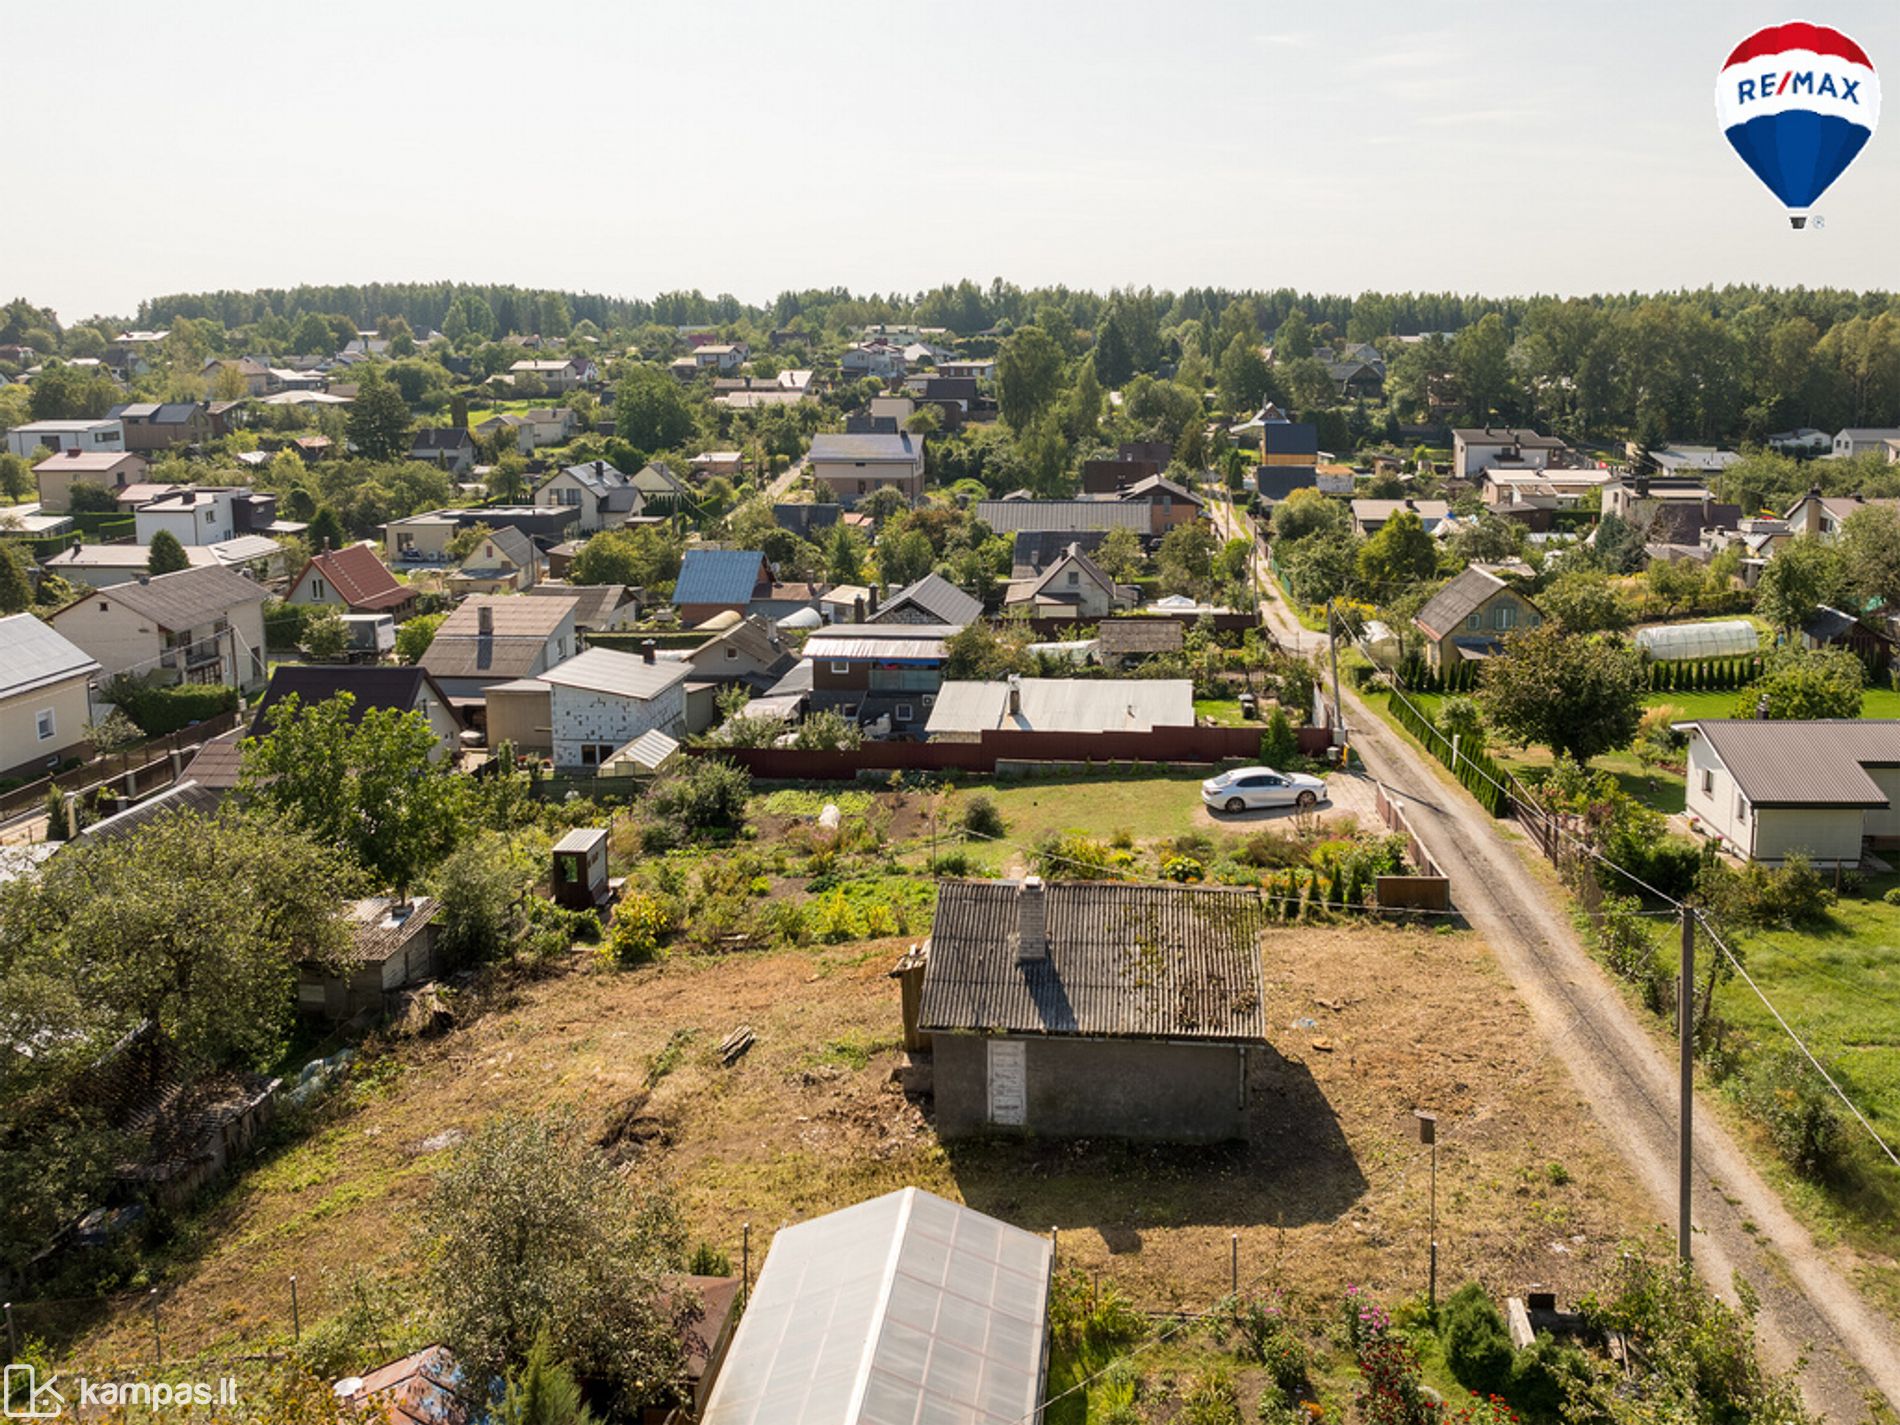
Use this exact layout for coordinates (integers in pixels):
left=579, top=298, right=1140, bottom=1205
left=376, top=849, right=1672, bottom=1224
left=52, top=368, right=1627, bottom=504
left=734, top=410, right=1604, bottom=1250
left=1634, top=619, right=1759, bottom=662
left=700, top=1188, right=1052, bottom=1425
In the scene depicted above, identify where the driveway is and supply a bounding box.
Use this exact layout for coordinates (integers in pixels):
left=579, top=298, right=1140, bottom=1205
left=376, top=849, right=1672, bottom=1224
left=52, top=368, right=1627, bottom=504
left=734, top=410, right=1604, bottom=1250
left=1193, top=768, right=1380, bottom=833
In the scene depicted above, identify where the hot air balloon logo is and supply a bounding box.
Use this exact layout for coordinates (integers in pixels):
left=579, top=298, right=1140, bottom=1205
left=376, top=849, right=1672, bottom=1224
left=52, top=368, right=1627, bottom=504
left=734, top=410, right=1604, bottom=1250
left=1716, top=21, right=1880, bottom=227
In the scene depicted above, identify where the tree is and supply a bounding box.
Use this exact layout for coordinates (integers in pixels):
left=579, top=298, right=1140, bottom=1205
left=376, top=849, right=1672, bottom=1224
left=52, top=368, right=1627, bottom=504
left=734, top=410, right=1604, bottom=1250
left=1538, top=568, right=1630, bottom=632
left=499, top=1329, right=598, bottom=1425
left=614, top=366, right=697, bottom=453
left=395, top=611, right=446, bottom=665
left=1754, top=535, right=1849, bottom=636
left=945, top=621, right=1034, bottom=680
left=1093, top=310, right=1135, bottom=388
left=1453, top=312, right=1515, bottom=419
left=1741, top=647, right=1864, bottom=720
left=1590, top=513, right=1647, bottom=575
left=0, top=452, right=31, bottom=503
left=1216, top=334, right=1274, bottom=414
left=1477, top=625, right=1645, bottom=762
left=290, top=312, right=336, bottom=354
left=1270, top=487, right=1350, bottom=545
left=824, top=523, right=866, bottom=583
left=0, top=545, right=32, bottom=615
left=1156, top=522, right=1218, bottom=597
left=300, top=605, right=350, bottom=659
left=241, top=693, right=465, bottom=893
left=1094, top=525, right=1144, bottom=581
left=146, top=529, right=190, bottom=575
left=995, top=326, right=1064, bottom=428
left=1354, top=511, right=1436, bottom=593
left=1274, top=309, right=1315, bottom=360
left=1645, top=556, right=1706, bottom=615
left=569, top=526, right=683, bottom=589
left=345, top=368, right=413, bottom=461
left=421, top=1112, right=687, bottom=1414
left=12, top=805, right=354, bottom=1072
left=1280, top=530, right=1359, bottom=606
left=875, top=527, right=935, bottom=588
left=307, top=505, right=347, bottom=551
left=1839, top=503, right=1900, bottom=614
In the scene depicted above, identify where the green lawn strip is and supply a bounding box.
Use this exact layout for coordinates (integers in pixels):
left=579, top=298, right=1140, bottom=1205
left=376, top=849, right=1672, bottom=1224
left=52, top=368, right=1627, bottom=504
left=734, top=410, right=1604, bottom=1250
left=944, top=771, right=1219, bottom=851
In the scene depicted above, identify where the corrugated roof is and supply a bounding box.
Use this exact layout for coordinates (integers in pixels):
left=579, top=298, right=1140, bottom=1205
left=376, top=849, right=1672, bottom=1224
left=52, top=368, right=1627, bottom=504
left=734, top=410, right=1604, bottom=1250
left=298, top=543, right=412, bottom=611
left=920, top=880, right=1268, bottom=1040
left=700, top=1187, right=1050, bottom=1425
left=975, top=501, right=1150, bottom=534
left=74, top=780, right=222, bottom=846
left=539, top=647, right=689, bottom=701
left=806, top=625, right=959, bottom=661
left=925, top=678, right=1192, bottom=736
left=808, top=432, right=921, bottom=463
left=1414, top=567, right=1516, bottom=640
left=0, top=615, right=102, bottom=705
left=1684, top=719, right=1900, bottom=808
left=69, top=564, right=268, bottom=630
left=673, top=548, right=769, bottom=606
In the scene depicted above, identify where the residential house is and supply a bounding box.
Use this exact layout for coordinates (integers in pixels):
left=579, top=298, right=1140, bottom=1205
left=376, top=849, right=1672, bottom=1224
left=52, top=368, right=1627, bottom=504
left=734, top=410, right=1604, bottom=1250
left=420, top=594, right=578, bottom=699
left=534, top=460, right=644, bottom=533
left=804, top=623, right=955, bottom=733
left=1348, top=498, right=1451, bottom=538
left=449, top=525, right=539, bottom=594
left=663, top=614, right=797, bottom=727
left=917, top=878, right=1269, bottom=1140
left=1831, top=427, right=1900, bottom=459
left=286, top=543, right=417, bottom=617
left=1010, top=529, right=1109, bottom=579
left=300, top=897, right=444, bottom=1021
left=1799, top=605, right=1897, bottom=666
left=867, top=571, right=982, bottom=627
left=975, top=499, right=1150, bottom=536
left=699, top=1188, right=1049, bottom=1425
left=691, top=450, right=745, bottom=480
left=1600, top=476, right=1740, bottom=544
left=48, top=565, right=269, bottom=688
left=1096, top=618, right=1184, bottom=667
left=938, top=357, right=996, bottom=380
left=630, top=461, right=694, bottom=510
left=33, top=448, right=150, bottom=510
left=687, top=342, right=748, bottom=375
left=1767, top=428, right=1833, bottom=456
left=1003, top=543, right=1135, bottom=619
left=1081, top=456, right=1161, bottom=494
left=249, top=664, right=462, bottom=758
left=1412, top=567, right=1541, bottom=670
left=1480, top=468, right=1615, bottom=513
left=1782, top=487, right=1900, bottom=540
left=925, top=677, right=1193, bottom=739
left=206, top=534, right=288, bottom=582
left=1233, top=405, right=1317, bottom=474
left=1643, top=445, right=1741, bottom=477
left=772, top=502, right=841, bottom=541
left=507, top=356, right=597, bottom=391
left=108, top=401, right=213, bottom=452
left=40, top=542, right=218, bottom=587
left=1678, top=719, right=1900, bottom=865
left=6, top=418, right=125, bottom=457
left=0, top=614, right=98, bottom=780
left=1451, top=427, right=1570, bottom=481
left=526, top=582, right=639, bottom=632
left=672, top=548, right=822, bottom=624
left=840, top=339, right=907, bottom=379
left=409, top=427, right=477, bottom=475
left=539, top=646, right=689, bottom=770
left=1116, top=474, right=1204, bottom=535
left=381, top=509, right=464, bottom=563
left=474, top=407, right=578, bottom=453
left=200, top=356, right=272, bottom=397
left=133, top=487, right=237, bottom=546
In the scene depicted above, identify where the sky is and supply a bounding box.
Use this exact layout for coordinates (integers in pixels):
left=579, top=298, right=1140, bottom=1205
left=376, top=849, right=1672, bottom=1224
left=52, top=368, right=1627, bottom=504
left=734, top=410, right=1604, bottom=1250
left=10, top=0, right=1899, bottom=323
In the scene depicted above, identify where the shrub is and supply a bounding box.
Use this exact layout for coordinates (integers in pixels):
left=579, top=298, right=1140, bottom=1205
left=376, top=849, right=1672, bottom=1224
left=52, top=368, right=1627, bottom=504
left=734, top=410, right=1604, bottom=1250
left=1034, top=831, right=1120, bottom=881
left=1696, top=854, right=1835, bottom=931
left=102, top=673, right=238, bottom=736
left=687, top=1241, right=731, bottom=1275
left=1884, top=887, right=1900, bottom=907
left=601, top=891, right=672, bottom=966
left=1441, top=1283, right=1514, bottom=1396
left=1507, top=1335, right=1586, bottom=1419
left=1226, top=1295, right=1307, bottom=1394
left=649, top=757, right=750, bottom=837
left=1179, top=1366, right=1242, bottom=1425
left=1259, top=706, right=1299, bottom=767
left=1355, top=1336, right=1434, bottom=1425
left=1340, top=1285, right=1390, bottom=1355
left=960, top=793, right=1006, bottom=840
left=1160, top=855, right=1205, bottom=882
left=1742, top=1043, right=1844, bottom=1179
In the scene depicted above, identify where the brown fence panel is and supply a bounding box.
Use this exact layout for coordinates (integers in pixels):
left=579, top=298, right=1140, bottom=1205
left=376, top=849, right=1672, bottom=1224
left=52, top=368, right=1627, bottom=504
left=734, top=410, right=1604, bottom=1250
left=0, top=713, right=241, bottom=824
left=1372, top=782, right=1452, bottom=910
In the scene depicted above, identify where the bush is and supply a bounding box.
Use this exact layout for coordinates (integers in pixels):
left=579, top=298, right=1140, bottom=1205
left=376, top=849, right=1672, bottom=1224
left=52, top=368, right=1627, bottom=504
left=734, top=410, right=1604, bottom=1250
left=1441, top=1283, right=1514, bottom=1396
left=1883, top=887, right=1900, bottom=907
left=600, top=891, right=672, bottom=966
left=648, top=757, right=750, bottom=838
left=1033, top=831, right=1121, bottom=881
left=1179, top=1366, right=1242, bottom=1425
left=960, top=793, right=1006, bottom=840
left=101, top=673, right=238, bottom=736
left=1742, top=1043, right=1844, bottom=1179
left=1259, top=706, right=1298, bottom=767
left=1696, top=854, right=1835, bottom=930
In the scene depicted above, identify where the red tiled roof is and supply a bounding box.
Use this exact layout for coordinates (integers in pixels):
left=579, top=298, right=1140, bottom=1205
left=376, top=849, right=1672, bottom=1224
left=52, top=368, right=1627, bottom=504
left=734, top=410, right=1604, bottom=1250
left=299, top=543, right=413, bottom=612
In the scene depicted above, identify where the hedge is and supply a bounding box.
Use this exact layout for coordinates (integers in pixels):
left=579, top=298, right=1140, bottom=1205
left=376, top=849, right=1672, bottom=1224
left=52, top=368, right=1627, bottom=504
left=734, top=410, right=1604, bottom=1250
left=1387, top=689, right=1509, bottom=817
left=1645, top=656, right=1762, bottom=693
left=104, top=680, right=239, bottom=737
left=1395, top=655, right=1479, bottom=694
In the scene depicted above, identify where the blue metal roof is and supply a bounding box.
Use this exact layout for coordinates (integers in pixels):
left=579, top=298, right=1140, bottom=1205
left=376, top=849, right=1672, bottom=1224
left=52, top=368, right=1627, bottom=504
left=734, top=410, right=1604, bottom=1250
left=672, top=548, right=768, bottom=606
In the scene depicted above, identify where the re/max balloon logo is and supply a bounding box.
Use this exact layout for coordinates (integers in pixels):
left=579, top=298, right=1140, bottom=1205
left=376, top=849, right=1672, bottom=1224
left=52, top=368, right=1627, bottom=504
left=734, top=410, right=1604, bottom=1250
left=1714, top=20, right=1881, bottom=226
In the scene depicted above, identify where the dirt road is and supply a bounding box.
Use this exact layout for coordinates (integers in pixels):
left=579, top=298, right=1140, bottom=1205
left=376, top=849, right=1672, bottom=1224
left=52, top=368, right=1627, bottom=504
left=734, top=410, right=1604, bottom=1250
left=1213, top=494, right=1900, bottom=1421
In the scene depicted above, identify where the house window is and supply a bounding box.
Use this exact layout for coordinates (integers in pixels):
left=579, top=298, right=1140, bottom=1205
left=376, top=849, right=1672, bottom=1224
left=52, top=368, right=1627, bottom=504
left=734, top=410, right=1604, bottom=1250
left=830, top=660, right=849, bottom=674
left=1067, top=572, right=1080, bottom=586
left=724, top=646, right=739, bottom=660
left=35, top=709, right=56, bottom=741
left=1737, top=794, right=1748, bottom=820
left=98, top=601, right=108, bottom=613
left=579, top=743, right=615, bottom=767
left=1495, top=604, right=1515, bottom=630
left=842, top=704, right=859, bottom=718
left=895, top=704, right=914, bottom=722
left=922, top=694, right=935, bottom=706
left=1466, top=612, right=1481, bottom=630
left=1701, top=769, right=1713, bottom=795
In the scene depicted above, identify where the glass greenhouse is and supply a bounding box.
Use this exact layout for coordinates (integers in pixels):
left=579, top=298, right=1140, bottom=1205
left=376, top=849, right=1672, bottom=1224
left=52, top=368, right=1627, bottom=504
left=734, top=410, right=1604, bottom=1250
left=700, top=1188, right=1052, bottom=1425
left=1634, top=619, right=1759, bottom=661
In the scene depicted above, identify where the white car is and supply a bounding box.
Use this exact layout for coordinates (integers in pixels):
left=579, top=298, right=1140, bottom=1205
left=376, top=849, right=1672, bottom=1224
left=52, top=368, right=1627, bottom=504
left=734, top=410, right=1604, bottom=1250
left=1202, top=765, right=1326, bottom=814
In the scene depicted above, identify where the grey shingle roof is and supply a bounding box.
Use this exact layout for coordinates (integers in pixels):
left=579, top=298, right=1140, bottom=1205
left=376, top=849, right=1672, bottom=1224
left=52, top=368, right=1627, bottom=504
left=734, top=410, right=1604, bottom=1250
left=975, top=501, right=1150, bottom=534
left=672, top=549, right=769, bottom=606
left=808, top=432, right=921, bottom=463
left=1414, top=567, right=1514, bottom=640
left=1685, top=719, right=1900, bottom=808
left=1097, top=619, right=1184, bottom=655
left=250, top=666, right=455, bottom=738
left=920, top=880, right=1269, bottom=1040
left=81, top=565, right=269, bottom=630
left=868, top=572, right=981, bottom=627
left=0, top=613, right=99, bottom=699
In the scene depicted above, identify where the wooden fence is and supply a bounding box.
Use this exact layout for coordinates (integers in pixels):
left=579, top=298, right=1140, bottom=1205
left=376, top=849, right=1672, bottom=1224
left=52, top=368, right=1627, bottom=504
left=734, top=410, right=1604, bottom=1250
left=0, top=712, right=241, bottom=825
left=1372, top=780, right=1453, bottom=912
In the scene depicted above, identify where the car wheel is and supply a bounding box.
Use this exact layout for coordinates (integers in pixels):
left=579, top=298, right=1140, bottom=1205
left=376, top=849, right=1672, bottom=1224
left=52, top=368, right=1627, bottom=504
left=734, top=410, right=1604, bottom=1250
left=1296, top=790, right=1317, bottom=809
left=1225, top=797, right=1246, bottom=814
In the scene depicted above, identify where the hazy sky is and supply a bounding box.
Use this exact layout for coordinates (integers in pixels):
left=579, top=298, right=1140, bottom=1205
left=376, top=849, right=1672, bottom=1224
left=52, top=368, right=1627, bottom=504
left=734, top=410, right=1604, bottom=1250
left=12, top=0, right=1898, bottom=323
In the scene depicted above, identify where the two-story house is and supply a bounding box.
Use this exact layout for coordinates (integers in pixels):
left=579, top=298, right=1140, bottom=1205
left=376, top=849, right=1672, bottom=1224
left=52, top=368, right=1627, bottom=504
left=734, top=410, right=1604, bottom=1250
left=806, top=432, right=925, bottom=508
left=0, top=614, right=99, bottom=779
left=803, top=623, right=954, bottom=734
left=133, top=487, right=237, bottom=546
left=534, top=460, right=645, bottom=534
left=1003, top=543, right=1135, bottom=619
left=1412, top=567, right=1542, bottom=670
left=33, top=449, right=150, bottom=510
left=108, top=402, right=214, bottom=452
left=286, top=542, right=418, bottom=618
left=49, top=565, right=270, bottom=689
left=420, top=594, right=578, bottom=698
left=1451, top=427, right=1570, bottom=481
left=540, top=646, right=690, bottom=770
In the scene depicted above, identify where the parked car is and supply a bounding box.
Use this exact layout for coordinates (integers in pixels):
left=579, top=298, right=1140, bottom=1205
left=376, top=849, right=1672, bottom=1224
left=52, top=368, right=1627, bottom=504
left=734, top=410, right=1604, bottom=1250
left=1202, top=765, right=1325, bottom=814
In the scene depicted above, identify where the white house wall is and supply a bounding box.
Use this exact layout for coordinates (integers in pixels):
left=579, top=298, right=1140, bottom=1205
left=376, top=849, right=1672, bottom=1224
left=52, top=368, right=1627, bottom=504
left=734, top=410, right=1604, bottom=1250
left=549, top=684, right=687, bottom=769
left=1752, top=807, right=1866, bottom=865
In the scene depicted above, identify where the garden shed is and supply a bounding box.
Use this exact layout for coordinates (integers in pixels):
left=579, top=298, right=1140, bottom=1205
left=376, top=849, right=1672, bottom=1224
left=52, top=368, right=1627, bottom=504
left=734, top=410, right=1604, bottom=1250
left=1634, top=619, right=1757, bottom=662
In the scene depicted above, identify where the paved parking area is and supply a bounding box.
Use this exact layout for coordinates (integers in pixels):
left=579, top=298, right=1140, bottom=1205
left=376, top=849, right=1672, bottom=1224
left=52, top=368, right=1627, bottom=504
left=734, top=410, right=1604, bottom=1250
left=1192, top=768, right=1380, bottom=832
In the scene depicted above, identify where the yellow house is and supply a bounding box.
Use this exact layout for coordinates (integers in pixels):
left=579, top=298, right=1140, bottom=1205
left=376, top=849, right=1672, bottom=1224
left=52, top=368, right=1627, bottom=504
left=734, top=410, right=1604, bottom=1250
left=1412, top=567, right=1542, bottom=670
left=0, top=613, right=99, bottom=780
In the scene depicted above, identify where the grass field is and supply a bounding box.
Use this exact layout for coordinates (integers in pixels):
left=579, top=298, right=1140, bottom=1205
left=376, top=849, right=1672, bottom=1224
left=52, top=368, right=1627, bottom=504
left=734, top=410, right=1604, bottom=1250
left=56, top=923, right=1668, bottom=1385
left=943, top=770, right=1219, bottom=852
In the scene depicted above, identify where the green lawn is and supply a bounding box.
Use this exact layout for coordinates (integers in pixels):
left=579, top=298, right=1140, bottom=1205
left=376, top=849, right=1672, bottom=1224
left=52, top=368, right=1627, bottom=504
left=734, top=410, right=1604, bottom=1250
left=945, top=770, right=1219, bottom=850
left=1646, top=686, right=1900, bottom=721
left=1192, top=697, right=1253, bottom=726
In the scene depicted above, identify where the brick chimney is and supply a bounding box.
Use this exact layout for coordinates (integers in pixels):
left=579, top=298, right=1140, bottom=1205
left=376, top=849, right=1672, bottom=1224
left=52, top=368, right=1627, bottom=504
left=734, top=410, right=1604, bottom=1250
left=1017, top=876, right=1047, bottom=963
left=868, top=584, right=880, bottom=615
left=642, top=639, right=657, bottom=664
left=477, top=602, right=494, bottom=635
left=853, top=595, right=865, bottom=623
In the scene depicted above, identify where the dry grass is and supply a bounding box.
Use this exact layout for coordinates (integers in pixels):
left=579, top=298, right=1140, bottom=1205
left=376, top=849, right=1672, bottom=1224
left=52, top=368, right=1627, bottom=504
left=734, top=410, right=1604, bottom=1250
left=59, top=921, right=1667, bottom=1376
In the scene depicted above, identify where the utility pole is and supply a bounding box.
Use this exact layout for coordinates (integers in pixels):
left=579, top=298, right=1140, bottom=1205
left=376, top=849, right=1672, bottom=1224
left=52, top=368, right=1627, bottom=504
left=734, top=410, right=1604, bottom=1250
left=1678, top=905, right=1695, bottom=1262
left=1326, top=599, right=1345, bottom=748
